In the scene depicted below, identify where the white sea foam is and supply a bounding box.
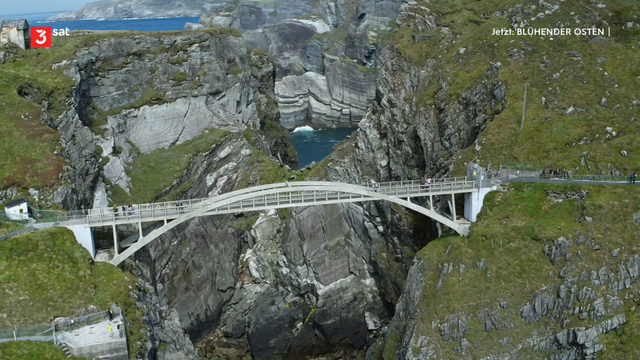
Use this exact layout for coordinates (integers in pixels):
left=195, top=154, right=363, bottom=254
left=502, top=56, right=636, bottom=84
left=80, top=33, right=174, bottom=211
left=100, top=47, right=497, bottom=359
left=292, top=125, right=315, bottom=133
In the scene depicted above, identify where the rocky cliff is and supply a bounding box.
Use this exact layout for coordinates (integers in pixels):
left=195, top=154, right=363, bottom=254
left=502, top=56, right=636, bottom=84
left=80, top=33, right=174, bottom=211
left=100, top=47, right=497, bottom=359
left=339, top=0, right=640, bottom=359
left=275, top=60, right=377, bottom=128
left=126, top=0, right=509, bottom=358
left=37, top=29, right=295, bottom=211
left=196, top=0, right=402, bottom=128
left=367, top=185, right=640, bottom=360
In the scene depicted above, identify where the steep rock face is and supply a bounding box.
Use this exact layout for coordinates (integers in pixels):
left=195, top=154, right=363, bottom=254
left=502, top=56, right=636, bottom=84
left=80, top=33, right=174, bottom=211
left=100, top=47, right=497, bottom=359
left=321, top=47, right=506, bottom=183
left=198, top=0, right=320, bottom=31
left=198, top=0, right=402, bottom=128
left=243, top=20, right=322, bottom=79
left=275, top=60, right=377, bottom=128
left=48, top=31, right=295, bottom=209
left=269, top=0, right=402, bottom=128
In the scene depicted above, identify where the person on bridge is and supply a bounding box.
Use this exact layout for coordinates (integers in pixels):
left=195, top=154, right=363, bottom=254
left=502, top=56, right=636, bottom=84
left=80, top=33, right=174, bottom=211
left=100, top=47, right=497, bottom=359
left=426, top=178, right=432, bottom=190
left=632, top=173, right=637, bottom=184
left=372, top=182, right=379, bottom=192
left=107, top=323, right=113, bottom=338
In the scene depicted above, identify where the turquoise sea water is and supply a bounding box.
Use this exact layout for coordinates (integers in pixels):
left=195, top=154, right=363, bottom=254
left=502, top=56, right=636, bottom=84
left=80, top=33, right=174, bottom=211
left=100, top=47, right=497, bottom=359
left=289, top=127, right=357, bottom=168
left=0, top=12, right=199, bottom=32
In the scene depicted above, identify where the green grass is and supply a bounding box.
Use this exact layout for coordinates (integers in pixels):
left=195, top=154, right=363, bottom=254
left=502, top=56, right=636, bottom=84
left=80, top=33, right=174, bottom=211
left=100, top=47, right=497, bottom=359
left=227, top=66, right=243, bottom=76
left=170, top=71, right=190, bottom=83
left=357, top=64, right=378, bottom=73
left=228, top=215, right=260, bottom=231
left=237, top=151, right=290, bottom=188
left=109, top=129, right=230, bottom=205
left=0, top=341, right=88, bottom=359
left=387, top=183, right=640, bottom=358
left=0, top=227, right=146, bottom=358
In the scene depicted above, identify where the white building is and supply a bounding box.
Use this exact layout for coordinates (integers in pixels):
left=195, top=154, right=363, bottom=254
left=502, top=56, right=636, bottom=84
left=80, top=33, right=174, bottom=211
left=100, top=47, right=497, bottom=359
left=0, top=19, right=30, bottom=50
left=4, top=198, right=29, bottom=220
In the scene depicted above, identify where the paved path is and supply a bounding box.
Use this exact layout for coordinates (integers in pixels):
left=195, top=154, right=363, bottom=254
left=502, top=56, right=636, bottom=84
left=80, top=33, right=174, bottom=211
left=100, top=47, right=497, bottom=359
left=504, top=176, right=634, bottom=186
left=57, top=317, right=125, bottom=347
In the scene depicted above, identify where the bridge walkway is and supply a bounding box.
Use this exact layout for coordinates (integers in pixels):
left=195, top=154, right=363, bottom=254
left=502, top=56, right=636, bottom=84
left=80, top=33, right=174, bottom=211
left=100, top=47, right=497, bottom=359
left=84, top=178, right=478, bottom=228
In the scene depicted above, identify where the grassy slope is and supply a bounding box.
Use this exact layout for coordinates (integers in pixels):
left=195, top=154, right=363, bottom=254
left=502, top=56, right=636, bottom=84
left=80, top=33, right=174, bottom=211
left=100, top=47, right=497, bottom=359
left=108, top=129, right=231, bottom=205
left=0, top=227, right=146, bottom=358
left=385, top=183, right=640, bottom=358
left=388, top=0, right=640, bottom=175
left=0, top=341, right=86, bottom=360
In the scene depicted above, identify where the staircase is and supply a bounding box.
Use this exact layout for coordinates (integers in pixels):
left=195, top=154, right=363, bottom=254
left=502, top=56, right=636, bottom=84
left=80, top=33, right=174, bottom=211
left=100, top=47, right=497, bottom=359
left=56, top=342, right=72, bottom=358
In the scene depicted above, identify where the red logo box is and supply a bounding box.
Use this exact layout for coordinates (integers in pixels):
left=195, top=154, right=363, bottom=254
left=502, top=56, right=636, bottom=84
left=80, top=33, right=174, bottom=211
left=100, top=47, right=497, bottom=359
left=31, top=27, right=52, bottom=48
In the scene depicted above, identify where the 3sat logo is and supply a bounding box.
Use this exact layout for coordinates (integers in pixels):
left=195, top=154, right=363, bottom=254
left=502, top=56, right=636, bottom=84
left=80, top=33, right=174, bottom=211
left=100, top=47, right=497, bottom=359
left=30, top=27, right=70, bottom=48
left=30, top=27, right=51, bottom=48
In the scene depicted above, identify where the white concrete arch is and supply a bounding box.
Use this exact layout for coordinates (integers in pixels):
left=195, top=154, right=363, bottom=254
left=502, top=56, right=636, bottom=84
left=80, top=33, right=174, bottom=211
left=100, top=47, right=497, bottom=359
left=108, top=181, right=472, bottom=265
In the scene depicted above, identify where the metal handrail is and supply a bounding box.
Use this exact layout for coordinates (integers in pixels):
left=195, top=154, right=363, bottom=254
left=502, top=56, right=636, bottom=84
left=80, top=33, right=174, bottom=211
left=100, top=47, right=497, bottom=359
left=85, top=179, right=479, bottom=225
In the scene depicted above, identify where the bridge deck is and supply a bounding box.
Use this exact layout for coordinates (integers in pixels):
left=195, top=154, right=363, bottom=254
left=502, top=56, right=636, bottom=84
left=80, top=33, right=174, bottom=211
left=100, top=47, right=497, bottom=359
left=85, top=178, right=478, bottom=227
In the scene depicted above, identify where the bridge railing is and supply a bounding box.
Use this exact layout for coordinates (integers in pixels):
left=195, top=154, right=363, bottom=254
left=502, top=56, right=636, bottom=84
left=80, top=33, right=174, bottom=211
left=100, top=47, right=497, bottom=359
left=85, top=178, right=479, bottom=225
left=0, top=324, right=55, bottom=343
left=375, top=176, right=471, bottom=189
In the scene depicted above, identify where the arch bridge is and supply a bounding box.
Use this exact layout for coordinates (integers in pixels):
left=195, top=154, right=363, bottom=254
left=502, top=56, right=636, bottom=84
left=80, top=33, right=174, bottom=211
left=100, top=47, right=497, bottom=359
left=63, top=177, right=495, bottom=265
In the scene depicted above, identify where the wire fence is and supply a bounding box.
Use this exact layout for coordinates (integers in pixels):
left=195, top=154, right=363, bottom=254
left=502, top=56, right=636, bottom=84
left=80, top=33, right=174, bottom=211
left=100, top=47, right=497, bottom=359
left=0, top=324, right=55, bottom=343
left=28, top=206, right=88, bottom=223
left=0, top=226, right=38, bottom=242
left=501, top=163, right=542, bottom=172
left=54, top=307, right=122, bottom=333
left=0, top=306, right=122, bottom=345
left=500, top=165, right=630, bottom=182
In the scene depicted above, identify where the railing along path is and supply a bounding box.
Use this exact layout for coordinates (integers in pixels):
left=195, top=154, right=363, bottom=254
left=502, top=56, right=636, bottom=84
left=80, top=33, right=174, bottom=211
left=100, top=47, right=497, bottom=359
left=84, top=178, right=476, bottom=226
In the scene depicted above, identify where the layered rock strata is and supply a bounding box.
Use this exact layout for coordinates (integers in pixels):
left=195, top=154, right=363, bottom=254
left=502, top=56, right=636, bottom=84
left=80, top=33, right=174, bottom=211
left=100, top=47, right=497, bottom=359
left=275, top=61, right=377, bottom=128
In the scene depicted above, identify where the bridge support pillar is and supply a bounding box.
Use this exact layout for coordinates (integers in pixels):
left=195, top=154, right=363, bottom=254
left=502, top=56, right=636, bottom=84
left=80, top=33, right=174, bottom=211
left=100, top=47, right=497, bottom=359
left=113, top=224, right=119, bottom=256
left=451, top=194, right=456, bottom=221
left=138, top=222, right=143, bottom=240
left=64, top=225, right=95, bottom=259
left=464, top=186, right=497, bottom=222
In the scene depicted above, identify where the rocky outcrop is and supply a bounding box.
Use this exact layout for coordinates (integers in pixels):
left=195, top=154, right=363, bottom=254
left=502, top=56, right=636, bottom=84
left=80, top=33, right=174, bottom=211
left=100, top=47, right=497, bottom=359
left=43, top=31, right=295, bottom=209
left=243, top=20, right=324, bottom=79
left=316, top=46, right=506, bottom=183
left=132, top=152, right=428, bottom=358
left=47, top=0, right=224, bottom=21
left=198, top=0, right=320, bottom=32
left=196, top=0, right=402, bottom=128
left=275, top=60, right=377, bottom=128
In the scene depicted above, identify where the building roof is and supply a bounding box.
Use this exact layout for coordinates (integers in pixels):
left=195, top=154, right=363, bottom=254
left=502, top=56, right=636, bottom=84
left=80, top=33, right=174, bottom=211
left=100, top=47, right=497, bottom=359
left=4, top=198, right=27, bottom=208
left=1, top=19, right=30, bottom=30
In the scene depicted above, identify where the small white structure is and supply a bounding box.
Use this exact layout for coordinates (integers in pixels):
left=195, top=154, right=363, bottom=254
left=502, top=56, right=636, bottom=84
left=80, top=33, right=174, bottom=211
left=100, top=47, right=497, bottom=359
left=0, top=19, right=30, bottom=50
left=4, top=198, right=29, bottom=220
